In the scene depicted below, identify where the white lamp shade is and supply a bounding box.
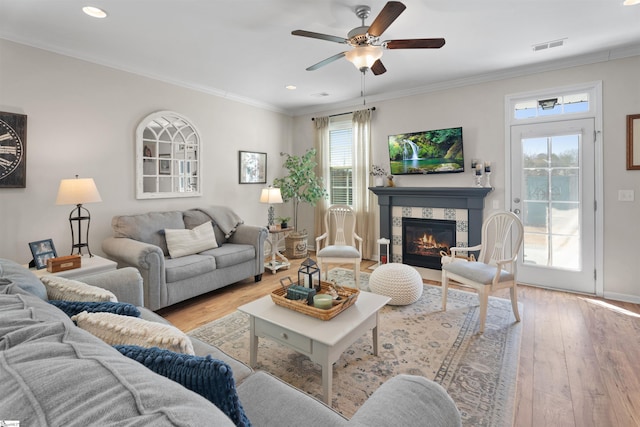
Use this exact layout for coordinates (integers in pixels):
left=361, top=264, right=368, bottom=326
left=345, top=46, right=383, bottom=70
left=56, top=178, right=102, bottom=205
left=260, top=187, right=283, bottom=204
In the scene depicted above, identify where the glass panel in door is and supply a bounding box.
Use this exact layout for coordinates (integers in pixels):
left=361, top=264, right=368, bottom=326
left=511, top=119, right=595, bottom=293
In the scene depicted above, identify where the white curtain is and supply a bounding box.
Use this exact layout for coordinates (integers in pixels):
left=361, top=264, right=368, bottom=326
left=313, top=116, right=330, bottom=244
left=352, top=109, right=375, bottom=260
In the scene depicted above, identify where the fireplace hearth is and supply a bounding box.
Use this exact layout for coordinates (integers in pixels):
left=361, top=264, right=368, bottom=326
left=402, top=218, right=456, bottom=270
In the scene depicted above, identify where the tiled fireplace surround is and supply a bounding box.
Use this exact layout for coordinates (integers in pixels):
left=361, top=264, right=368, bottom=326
left=369, top=187, right=492, bottom=268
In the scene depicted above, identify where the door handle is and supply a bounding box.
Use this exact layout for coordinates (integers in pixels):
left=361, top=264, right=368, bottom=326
left=513, top=208, right=521, bottom=215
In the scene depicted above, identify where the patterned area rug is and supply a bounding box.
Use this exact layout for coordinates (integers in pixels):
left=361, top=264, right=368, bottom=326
left=189, top=268, right=522, bottom=427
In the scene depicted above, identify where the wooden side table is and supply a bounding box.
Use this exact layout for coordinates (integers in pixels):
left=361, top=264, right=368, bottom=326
left=265, top=227, right=293, bottom=274
left=27, top=255, right=117, bottom=279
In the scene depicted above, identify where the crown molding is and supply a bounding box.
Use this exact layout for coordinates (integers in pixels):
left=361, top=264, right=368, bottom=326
left=291, top=43, right=640, bottom=117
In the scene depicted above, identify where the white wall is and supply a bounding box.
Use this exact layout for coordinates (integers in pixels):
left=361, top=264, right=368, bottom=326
left=0, top=40, right=292, bottom=263
left=2, top=38, right=639, bottom=301
left=292, top=55, right=640, bottom=302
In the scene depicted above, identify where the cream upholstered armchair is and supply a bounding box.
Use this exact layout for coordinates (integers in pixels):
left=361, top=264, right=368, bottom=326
left=315, top=205, right=363, bottom=289
left=441, top=211, right=524, bottom=333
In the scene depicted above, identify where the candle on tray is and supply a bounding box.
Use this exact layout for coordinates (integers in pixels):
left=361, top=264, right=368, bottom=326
left=313, top=294, right=333, bottom=309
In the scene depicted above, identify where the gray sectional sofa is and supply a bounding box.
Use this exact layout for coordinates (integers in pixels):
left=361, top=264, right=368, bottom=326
left=0, top=257, right=462, bottom=426
left=102, top=206, right=268, bottom=311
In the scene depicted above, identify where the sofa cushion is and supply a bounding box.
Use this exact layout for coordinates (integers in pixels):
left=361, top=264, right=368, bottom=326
left=137, top=307, right=253, bottom=384
left=183, top=209, right=227, bottom=244
left=112, top=211, right=185, bottom=256
left=200, top=244, right=255, bottom=269
left=237, top=371, right=349, bottom=427
left=165, top=221, right=219, bottom=258
left=49, top=300, right=141, bottom=318
left=0, top=258, right=47, bottom=300
left=165, top=254, right=216, bottom=283
left=115, top=345, right=252, bottom=427
left=72, top=311, right=195, bottom=355
left=41, top=275, right=118, bottom=302
left=0, top=289, right=235, bottom=426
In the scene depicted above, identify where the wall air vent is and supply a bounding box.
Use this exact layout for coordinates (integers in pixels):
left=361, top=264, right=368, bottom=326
left=532, top=38, right=566, bottom=52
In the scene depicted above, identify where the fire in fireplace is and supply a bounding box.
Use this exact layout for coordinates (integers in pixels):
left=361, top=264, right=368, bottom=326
left=402, top=218, right=457, bottom=270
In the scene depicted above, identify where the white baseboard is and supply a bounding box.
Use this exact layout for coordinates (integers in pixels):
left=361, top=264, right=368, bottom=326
left=602, top=291, right=640, bottom=304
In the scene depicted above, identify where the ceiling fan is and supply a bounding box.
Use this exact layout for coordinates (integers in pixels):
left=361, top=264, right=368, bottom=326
left=292, top=1, right=445, bottom=76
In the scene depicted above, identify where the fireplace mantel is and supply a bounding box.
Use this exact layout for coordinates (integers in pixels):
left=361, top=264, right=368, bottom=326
left=369, top=187, right=492, bottom=264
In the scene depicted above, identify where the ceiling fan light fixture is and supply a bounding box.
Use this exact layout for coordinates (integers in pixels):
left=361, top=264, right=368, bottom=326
left=82, top=6, right=108, bottom=18
left=345, top=45, right=383, bottom=71
left=623, top=0, right=640, bottom=5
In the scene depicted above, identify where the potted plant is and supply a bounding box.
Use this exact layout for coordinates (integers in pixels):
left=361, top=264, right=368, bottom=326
left=276, top=216, right=291, bottom=229
left=273, top=149, right=328, bottom=258
left=370, top=164, right=387, bottom=187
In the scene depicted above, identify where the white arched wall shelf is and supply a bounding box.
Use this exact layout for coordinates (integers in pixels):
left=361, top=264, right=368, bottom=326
left=136, top=111, right=201, bottom=199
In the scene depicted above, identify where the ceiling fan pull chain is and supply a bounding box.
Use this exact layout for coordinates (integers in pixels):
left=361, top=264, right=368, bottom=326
left=361, top=70, right=367, bottom=105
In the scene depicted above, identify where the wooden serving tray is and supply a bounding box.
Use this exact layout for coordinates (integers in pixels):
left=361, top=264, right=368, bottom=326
left=271, top=281, right=359, bottom=321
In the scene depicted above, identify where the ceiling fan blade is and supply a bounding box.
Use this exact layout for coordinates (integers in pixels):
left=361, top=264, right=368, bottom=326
left=371, top=59, right=387, bottom=75
left=367, top=1, right=407, bottom=38
left=292, top=30, right=348, bottom=44
left=306, top=52, right=347, bottom=71
left=385, top=38, right=446, bottom=49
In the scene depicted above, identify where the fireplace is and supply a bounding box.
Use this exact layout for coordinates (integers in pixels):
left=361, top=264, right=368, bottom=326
left=369, top=187, right=492, bottom=270
left=402, top=218, right=456, bottom=270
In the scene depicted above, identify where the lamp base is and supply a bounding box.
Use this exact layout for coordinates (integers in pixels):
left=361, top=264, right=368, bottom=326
left=267, top=205, right=275, bottom=226
left=69, top=204, right=94, bottom=257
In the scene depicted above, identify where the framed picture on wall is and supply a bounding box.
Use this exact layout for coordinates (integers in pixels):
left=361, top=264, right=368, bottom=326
left=627, top=114, right=640, bottom=170
left=29, top=239, right=58, bottom=270
left=0, top=111, right=27, bottom=188
left=239, top=151, right=267, bottom=184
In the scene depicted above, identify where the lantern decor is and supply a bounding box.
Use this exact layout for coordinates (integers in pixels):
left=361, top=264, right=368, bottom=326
left=298, top=258, right=321, bottom=292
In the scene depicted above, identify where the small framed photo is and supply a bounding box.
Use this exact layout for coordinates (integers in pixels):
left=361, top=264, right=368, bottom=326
left=159, top=159, right=171, bottom=175
left=29, top=239, right=58, bottom=270
left=239, top=151, right=267, bottom=184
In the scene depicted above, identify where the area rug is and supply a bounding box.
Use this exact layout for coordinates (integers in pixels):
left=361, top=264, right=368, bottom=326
left=189, top=268, right=522, bottom=427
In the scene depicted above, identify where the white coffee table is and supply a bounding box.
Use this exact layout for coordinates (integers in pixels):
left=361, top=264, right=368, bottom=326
left=238, top=291, right=390, bottom=404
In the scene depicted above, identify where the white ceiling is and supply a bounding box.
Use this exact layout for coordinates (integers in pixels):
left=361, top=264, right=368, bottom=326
left=1, top=0, right=639, bottom=116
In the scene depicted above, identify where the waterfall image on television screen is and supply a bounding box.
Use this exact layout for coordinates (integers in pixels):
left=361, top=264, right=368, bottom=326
left=388, top=127, right=464, bottom=175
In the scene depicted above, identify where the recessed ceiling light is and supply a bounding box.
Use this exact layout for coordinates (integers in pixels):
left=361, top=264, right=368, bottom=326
left=285, top=85, right=297, bottom=90
left=82, top=6, right=108, bottom=18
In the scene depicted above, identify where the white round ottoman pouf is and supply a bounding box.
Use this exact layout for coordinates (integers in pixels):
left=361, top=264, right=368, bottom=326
left=368, top=263, right=423, bottom=305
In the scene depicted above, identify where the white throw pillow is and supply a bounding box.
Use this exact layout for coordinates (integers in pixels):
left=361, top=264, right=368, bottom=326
left=165, top=221, right=218, bottom=258
left=41, top=276, right=118, bottom=302
left=72, top=311, right=195, bottom=355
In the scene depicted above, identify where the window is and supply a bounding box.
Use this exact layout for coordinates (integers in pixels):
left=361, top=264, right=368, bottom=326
left=329, top=117, right=353, bottom=205
left=513, top=92, right=590, bottom=120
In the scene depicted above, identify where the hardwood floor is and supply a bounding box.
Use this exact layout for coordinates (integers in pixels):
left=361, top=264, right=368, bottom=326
left=159, top=256, right=640, bottom=427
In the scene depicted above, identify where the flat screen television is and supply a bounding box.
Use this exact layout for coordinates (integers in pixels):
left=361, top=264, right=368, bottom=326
left=388, top=126, right=464, bottom=175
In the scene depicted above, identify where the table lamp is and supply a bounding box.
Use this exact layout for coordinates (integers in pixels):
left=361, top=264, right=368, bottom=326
left=259, top=186, right=283, bottom=226
left=56, top=175, right=102, bottom=257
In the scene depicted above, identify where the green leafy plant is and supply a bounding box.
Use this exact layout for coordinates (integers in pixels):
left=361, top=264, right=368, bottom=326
left=273, top=149, right=328, bottom=234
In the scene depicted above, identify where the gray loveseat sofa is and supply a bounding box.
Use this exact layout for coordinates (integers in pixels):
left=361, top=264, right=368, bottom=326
left=102, top=206, right=268, bottom=311
left=0, top=258, right=462, bottom=426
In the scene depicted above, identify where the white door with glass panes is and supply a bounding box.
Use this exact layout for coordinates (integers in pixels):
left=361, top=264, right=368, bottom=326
left=510, top=118, right=595, bottom=294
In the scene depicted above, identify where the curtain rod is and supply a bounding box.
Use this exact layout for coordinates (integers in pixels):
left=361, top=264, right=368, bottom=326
left=311, top=106, right=376, bottom=121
